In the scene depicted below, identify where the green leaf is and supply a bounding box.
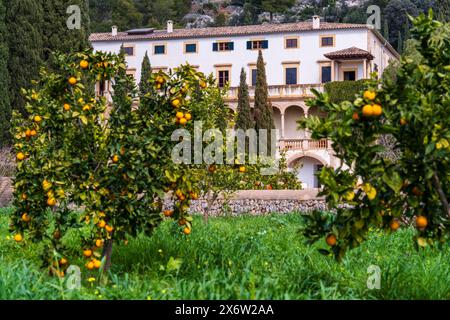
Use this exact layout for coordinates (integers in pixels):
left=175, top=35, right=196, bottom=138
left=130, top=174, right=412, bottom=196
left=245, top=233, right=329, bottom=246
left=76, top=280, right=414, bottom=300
left=79, top=115, right=88, bottom=125
left=382, top=171, right=403, bottom=193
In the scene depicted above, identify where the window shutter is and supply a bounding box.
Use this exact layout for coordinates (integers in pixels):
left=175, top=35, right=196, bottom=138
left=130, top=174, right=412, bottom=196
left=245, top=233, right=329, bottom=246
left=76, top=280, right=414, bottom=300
left=262, top=40, right=269, bottom=49
left=213, top=43, right=218, bottom=51
left=229, top=42, right=234, bottom=50
left=247, top=41, right=252, bottom=50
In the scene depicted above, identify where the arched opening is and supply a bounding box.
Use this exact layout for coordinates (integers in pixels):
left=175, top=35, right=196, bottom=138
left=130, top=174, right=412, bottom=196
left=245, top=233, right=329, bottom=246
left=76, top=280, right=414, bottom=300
left=289, top=156, right=325, bottom=189
left=284, top=105, right=306, bottom=139
left=272, top=106, right=282, bottom=134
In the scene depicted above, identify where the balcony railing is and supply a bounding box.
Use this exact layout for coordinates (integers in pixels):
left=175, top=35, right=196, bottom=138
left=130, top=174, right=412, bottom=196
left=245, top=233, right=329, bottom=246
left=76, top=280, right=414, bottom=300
left=227, top=84, right=324, bottom=99
left=280, top=139, right=329, bottom=151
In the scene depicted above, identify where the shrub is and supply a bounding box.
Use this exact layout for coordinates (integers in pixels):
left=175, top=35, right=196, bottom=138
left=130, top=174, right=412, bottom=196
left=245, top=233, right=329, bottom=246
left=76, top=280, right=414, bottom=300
left=324, top=80, right=368, bottom=104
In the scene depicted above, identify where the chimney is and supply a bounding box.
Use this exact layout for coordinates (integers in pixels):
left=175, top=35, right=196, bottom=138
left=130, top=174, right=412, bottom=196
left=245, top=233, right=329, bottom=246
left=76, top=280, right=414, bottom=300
left=112, top=25, right=118, bottom=37
left=312, top=15, right=320, bottom=29
left=167, top=20, right=173, bottom=33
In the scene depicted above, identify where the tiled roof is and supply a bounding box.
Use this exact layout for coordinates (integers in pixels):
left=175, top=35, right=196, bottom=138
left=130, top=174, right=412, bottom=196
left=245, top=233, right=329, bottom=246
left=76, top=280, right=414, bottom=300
left=89, top=22, right=369, bottom=42
left=324, top=47, right=374, bottom=60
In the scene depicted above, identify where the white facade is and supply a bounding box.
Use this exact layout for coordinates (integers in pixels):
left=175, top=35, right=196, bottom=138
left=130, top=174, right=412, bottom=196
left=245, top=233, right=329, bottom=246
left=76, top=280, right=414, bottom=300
left=90, top=19, right=398, bottom=189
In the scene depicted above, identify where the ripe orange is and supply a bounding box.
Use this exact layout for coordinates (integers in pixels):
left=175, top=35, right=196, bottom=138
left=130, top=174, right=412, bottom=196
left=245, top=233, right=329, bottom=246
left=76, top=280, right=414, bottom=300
left=352, top=112, right=360, bottom=121
left=80, top=60, right=89, bottom=69
left=16, top=152, right=25, bottom=161
left=178, top=219, right=186, bottom=226
left=199, top=80, right=207, bottom=89
left=179, top=118, right=187, bottom=125
left=156, top=83, right=162, bottom=90
left=97, top=220, right=106, bottom=228
left=400, top=118, right=407, bottom=126
left=14, top=234, right=23, bottom=243
left=59, top=258, right=68, bottom=265
left=82, top=104, right=91, bottom=111
left=326, top=234, right=337, bottom=246
left=112, top=155, right=119, bottom=163
left=189, top=192, right=199, bottom=200
left=363, top=90, right=376, bottom=101
left=171, top=99, right=181, bottom=108
left=68, top=77, right=77, bottom=85
left=47, top=198, right=56, bottom=207
left=185, top=113, right=192, bottom=121
left=25, top=129, right=32, bottom=138
left=208, top=165, right=216, bottom=173
left=83, top=249, right=93, bottom=258
left=176, top=112, right=184, bottom=119
left=30, top=129, right=37, bottom=137
left=416, top=216, right=428, bottom=229
left=390, top=219, right=400, bottom=231
left=86, top=261, right=94, bottom=270
left=266, top=184, right=273, bottom=190
left=163, top=210, right=174, bottom=217
left=372, top=104, right=383, bottom=117
left=105, top=225, right=114, bottom=233
left=21, top=213, right=31, bottom=222
left=183, top=227, right=191, bottom=235
left=33, top=115, right=42, bottom=123
left=95, top=239, right=104, bottom=248
left=239, top=166, right=246, bottom=173
left=21, top=193, right=27, bottom=200
left=362, top=105, right=374, bottom=117
left=93, top=259, right=101, bottom=269
left=155, top=75, right=164, bottom=84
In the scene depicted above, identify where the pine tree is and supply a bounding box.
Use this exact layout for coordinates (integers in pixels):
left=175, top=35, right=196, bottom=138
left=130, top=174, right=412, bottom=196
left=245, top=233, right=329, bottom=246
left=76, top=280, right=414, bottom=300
left=254, top=50, right=275, bottom=155
left=41, top=0, right=90, bottom=64
left=139, top=51, right=152, bottom=96
left=0, top=0, right=11, bottom=147
left=5, top=0, right=44, bottom=115
left=235, top=68, right=254, bottom=131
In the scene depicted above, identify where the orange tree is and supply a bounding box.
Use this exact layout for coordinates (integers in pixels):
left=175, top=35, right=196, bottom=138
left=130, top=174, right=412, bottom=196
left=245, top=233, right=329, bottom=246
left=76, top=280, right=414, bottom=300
left=299, top=12, right=449, bottom=260
left=10, top=49, right=226, bottom=274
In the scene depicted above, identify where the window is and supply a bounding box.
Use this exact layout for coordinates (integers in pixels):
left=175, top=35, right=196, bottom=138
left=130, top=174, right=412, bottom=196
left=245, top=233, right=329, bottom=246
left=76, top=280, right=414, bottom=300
left=251, top=69, right=257, bottom=86
left=154, top=44, right=166, bottom=55
left=285, top=37, right=299, bottom=49
left=123, top=45, right=134, bottom=56
left=247, top=40, right=269, bottom=50
left=218, top=70, right=230, bottom=87
left=213, top=41, right=234, bottom=52
left=285, top=67, right=298, bottom=85
left=320, top=35, right=335, bottom=47
left=321, top=66, right=332, bottom=83
left=344, top=70, right=356, bottom=81
left=314, top=165, right=324, bottom=188
left=184, top=42, right=197, bottom=53
left=126, top=69, right=136, bottom=80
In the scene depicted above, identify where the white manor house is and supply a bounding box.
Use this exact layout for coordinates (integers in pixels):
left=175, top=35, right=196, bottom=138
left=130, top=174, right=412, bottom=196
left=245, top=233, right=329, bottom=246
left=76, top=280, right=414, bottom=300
left=89, top=16, right=398, bottom=189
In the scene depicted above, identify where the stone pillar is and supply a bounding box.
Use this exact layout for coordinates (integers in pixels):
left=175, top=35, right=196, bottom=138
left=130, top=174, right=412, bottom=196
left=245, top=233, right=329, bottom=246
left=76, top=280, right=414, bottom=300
left=331, top=60, right=336, bottom=81
left=281, top=112, right=285, bottom=138
left=363, top=59, right=367, bottom=79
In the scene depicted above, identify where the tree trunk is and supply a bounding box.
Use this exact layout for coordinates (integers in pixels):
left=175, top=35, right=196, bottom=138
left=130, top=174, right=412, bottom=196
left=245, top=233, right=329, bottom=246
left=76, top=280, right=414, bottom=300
left=102, top=238, right=114, bottom=272
left=432, top=172, right=450, bottom=218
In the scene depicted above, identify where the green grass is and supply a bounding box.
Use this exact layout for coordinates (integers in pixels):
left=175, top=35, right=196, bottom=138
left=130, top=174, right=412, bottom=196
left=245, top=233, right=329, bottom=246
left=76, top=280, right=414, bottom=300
left=0, top=207, right=448, bottom=300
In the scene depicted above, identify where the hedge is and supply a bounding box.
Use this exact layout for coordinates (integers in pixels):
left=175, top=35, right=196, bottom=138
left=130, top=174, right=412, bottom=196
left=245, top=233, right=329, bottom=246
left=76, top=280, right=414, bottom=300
left=324, top=80, right=368, bottom=104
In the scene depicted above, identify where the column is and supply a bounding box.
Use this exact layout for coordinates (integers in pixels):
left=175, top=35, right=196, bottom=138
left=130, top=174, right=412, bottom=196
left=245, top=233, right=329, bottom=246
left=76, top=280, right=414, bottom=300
left=281, top=112, right=285, bottom=139
left=363, top=59, right=367, bottom=79
left=331, top=60, right=335, bottom=81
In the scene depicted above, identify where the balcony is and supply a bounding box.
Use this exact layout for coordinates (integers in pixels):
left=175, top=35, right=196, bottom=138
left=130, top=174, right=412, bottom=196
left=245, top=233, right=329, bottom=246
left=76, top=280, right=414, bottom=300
left=227, top=84, right=324, bottom=100
left=279, top=139, right=329, bottom=152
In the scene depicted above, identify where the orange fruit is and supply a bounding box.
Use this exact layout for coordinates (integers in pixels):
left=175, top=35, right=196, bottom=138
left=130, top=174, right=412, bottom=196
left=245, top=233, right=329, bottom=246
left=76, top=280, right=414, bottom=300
left=156, top=75, right=164, bottom=84
left=400, top=118, right=407, bottom=126
left=80, top=60, right=89, bottom=69
left=362, top=105, right=374, bottom=117
left=239, top=166, right=246, bottom=173
left=372, top=104, right=383, bottom=117
left=190, top=192, right=199, bottom=200
left=183, top=227, right=191, bottom=235
left=185, top=113, right=192, bottom=121
left=30, top=129, right=37, bottom=137
left=63, top=104, right=71, bottom=111
left=266, top=184, right=273, bottom=190
left=59, top=258, right=68, bottom=265
left=97, top=220, right=106, bottom=228
left=179, top=118, right=187, bottom=125
left=68, top=77, right=77, bottom=85
left=25, top=129, right=32, bottom=138
left=95, top=239, right=104, bottom=248
left=352, top=112, right=360, bottom=121
left=21, top=193, right=27, bottom=200
left=112, top=155, right=119, bottom=163
left=21, top=213, right=31, bottom=222
left=16, top=152, right=25, bottom=161
left=14, top=234, right=23, bottom=243
left=176, top=112, right=184, bottom=119
left=33, top=115, right=42, bottom=123
left=83, top=104, right=91, bottom=111
left=156, top=83, right=162, bottom=90
left=416, top=216, right=428, bottom=229
left=390, top=219, right=400, bottom=231
left=93, top=259, right=101, bottom=269
left=208, top=165, right=216, bottom=173
left=171, top=99, right=181, bottom=108
left=83, top=249, right=93, bottom=258
left=363, top=90, right=376, bottom=101
left=47, top=198, right=56, bottom=207
left=86, top=261, right=94, bottom=270
left=105, top=225, right=114, bottom=233
left=199, top=80, right=207, bottom=89
left=178, top=219, right=186, bottom=226
left=326, top=234, right=337, bottom=246
left=163, top=210, right=174, bottom=217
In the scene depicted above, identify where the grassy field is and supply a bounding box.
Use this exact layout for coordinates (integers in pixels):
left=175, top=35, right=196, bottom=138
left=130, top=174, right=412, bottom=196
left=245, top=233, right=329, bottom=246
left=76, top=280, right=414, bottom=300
left=0, top=207, right=448, bottom=300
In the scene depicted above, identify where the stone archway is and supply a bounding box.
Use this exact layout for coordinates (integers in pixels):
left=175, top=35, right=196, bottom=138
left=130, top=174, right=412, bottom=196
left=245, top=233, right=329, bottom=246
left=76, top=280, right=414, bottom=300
left=272, top=106, right=282, bottom=134
left=284, top=105, right=306, bottom=139
left=288, top=153, right=328, bottom=189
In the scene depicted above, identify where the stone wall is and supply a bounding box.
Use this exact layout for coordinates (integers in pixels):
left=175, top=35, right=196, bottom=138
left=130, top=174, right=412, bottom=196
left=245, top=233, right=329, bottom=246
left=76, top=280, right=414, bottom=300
left=0, top=177, right=12, bottom=208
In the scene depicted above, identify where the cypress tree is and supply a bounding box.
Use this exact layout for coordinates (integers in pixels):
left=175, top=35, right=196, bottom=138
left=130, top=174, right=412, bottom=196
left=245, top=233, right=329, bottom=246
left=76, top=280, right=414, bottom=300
left=139, top=51, right=152, bottom=97
left=383, top=19, right=390, bottom=42
left=41, top=0, right=90, bottom=64
left=0, top=0, right=11, bottom=147
left=235, top=68, right=254, bottom=131
left=5, top=0, right=44, bottom=115
left=254, top=50, right=275, bottom=155
left=397, top=30, right=403, bottom=54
